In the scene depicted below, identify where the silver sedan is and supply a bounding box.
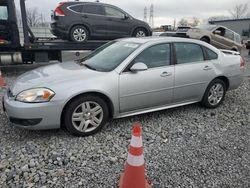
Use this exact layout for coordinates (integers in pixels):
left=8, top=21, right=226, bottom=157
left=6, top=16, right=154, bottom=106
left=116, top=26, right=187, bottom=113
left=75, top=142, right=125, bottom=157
left=3, top=37, right=245, bottom=136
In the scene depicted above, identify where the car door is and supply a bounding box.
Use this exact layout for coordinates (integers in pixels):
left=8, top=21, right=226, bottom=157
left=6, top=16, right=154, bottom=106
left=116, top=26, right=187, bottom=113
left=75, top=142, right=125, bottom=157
left=103, top=5, right=133, bottom=38
left=119, top=43, right=174, bottom=113
left=173, top=42, right=217, bottom=103
left=211, top=27, right=228, bottom=49
left=223, top=29, right=235, bottom=49
left=81, top=4, right=106, bottom=35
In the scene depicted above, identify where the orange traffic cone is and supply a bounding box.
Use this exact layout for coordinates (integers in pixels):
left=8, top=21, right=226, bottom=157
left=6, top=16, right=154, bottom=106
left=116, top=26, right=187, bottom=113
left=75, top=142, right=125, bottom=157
left=119, top=122, right=152, bottom=188
left=0, top=71, right=6, bottom=88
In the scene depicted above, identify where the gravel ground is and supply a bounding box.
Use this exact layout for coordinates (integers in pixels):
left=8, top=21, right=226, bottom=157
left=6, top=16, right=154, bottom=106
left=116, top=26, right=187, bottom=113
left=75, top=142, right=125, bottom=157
left=0, top=54, right=250, bottom=187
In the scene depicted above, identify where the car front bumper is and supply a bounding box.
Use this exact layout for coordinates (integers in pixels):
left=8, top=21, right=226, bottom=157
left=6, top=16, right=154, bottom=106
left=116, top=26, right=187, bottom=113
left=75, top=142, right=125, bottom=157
left=3, top=93, right=62, bottom=130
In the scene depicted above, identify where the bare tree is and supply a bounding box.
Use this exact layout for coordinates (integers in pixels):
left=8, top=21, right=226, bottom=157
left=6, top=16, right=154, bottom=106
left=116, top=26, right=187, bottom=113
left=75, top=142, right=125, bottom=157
left=229, top=4, right=248, bottom=19
left=178, top=18, right=189, bottom=27
left=26, top=8, right=41, bottom=27
left=190, top=17, right=200, bottom=27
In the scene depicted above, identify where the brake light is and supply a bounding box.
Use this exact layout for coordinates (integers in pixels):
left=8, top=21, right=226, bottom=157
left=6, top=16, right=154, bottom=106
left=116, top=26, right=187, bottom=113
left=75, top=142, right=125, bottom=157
left=55, top=2, right=65, bottom=16
left=240, top=56, right=246, bottom=69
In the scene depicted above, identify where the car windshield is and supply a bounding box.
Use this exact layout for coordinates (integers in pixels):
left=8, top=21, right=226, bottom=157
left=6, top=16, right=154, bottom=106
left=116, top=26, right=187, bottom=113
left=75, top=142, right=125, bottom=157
left=196, top=24, right=217, bottom=31
left=81, top=41, right=141, bottom=72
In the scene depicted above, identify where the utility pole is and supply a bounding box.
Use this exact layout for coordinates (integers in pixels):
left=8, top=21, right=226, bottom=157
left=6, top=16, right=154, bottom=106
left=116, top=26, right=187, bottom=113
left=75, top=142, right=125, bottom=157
left=143, top=7, right=147, bottom=23
left=149, top=4, right=154, bottom=28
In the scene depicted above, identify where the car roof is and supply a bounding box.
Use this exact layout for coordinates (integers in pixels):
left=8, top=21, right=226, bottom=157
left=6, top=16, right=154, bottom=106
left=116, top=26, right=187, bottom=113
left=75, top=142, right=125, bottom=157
left=117, top=37, right=204, bottom=44
left=117, top=37, right=221, bottom=54
left=61, top=1, right=116, bottom=7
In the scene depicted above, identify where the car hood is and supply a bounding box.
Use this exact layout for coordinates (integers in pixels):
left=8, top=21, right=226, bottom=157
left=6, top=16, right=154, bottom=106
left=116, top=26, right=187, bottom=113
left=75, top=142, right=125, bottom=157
left=10, top=62, right=103, bottom=95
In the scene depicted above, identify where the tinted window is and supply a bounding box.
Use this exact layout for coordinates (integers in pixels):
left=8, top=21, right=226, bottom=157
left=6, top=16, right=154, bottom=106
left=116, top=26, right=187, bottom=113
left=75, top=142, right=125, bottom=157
left=81, top=41, right=140, bottom=72
left=82, top=5, right=104, bottom=15
left=204, top=47, right=218, bottom=60
left=175, top=43, right=204, bottom=64
left=0, top=6, right=8, bottom=20
left=104, top=6, right=124, bottom=18
left=69, top=5, right=83, bottom=13
left=224, top=29, right=234, bottom=40
left=132, top=44, right=170, bottom=68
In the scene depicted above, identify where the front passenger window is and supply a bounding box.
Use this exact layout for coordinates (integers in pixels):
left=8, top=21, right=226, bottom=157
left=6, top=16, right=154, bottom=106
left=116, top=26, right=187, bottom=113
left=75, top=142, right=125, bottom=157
left=104, top=6, right=125, bottom=18
left=132, top=44, right=170, bottom=68
left=175, top=43, right=204, bottom=64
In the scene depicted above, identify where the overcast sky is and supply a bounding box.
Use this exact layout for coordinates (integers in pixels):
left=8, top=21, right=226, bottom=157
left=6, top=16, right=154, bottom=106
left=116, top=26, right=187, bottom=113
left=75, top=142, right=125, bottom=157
left=15, top=0, right=250, bottom=27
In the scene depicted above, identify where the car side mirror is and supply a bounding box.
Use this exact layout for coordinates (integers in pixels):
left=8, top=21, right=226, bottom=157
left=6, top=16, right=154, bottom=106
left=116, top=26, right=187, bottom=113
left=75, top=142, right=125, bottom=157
left=130, top=62, right=148, bottom=72
left=123, top=14, right=129, bottom=20
left=214, top=30, right=221, bottom=35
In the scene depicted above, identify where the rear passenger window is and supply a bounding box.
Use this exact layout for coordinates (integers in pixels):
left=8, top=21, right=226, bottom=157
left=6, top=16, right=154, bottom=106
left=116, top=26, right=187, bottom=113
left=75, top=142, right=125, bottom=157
left=224, top=29, right=234, bottom=41
left=82, top=5, right=104, bottom=15
left=132, top=44, right=170, bottom=68
left=204, top=47, right=218, bottom=60
left=69, top=5, right=83, bottom=13
left=175, top=43, right=204, bottom=64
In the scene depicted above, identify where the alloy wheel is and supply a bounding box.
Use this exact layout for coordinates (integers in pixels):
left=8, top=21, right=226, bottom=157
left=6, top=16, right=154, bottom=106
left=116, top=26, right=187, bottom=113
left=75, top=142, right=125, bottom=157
left=208, top=83, right=224, bottom=106
left=136, top=31, right=146, bottom=37
left=71, top=101, right=103, bottom=133
left=73, top=28, right=86, bottom=42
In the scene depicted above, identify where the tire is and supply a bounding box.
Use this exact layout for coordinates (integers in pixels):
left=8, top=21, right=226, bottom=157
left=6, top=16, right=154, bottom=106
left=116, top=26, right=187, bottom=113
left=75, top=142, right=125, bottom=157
left=63, top=95, right=109, bottom=136
left=70, top=25, right=89, bottom=43
left=201, top=37, right=210, bottom=43
left=133, top=28, right=147, bottom=37
left=201, top=79, right=226, bottom=108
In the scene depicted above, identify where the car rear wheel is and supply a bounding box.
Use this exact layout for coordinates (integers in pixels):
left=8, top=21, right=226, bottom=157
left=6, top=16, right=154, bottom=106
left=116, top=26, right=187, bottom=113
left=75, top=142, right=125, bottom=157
left=63, top=95, right=109, bottom=136
left=133, top=28, right=147, bottom=37
left=201, top=79, right=226, bottom=108
left=201, top=37, right=210, bottom=43
left=70, top=25, right=89, bottom=43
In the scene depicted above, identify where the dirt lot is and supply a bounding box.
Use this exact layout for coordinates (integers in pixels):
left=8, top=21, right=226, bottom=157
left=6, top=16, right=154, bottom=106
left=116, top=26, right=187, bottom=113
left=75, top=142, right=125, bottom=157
left=0, top=50, right=249, bottom=188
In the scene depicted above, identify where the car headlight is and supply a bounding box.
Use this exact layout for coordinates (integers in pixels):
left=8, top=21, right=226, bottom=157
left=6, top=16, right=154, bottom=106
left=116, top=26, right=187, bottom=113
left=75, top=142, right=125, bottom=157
left=16, top=88, right=55, bottom=103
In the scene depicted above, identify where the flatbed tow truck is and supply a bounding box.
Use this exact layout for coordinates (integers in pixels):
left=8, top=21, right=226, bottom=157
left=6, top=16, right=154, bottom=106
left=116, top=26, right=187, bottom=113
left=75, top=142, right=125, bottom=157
left=0, top=0, right=108, bottom=65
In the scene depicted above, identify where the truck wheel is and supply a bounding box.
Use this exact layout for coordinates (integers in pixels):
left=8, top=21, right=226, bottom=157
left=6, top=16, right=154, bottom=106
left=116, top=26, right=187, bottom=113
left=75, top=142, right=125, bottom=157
left=133, top=28, right=147, bottom=37
left=63, top=95, right=109, bottom=136
left=201, top=37, right=210, bottom=43
left=70, top=25, right=89, bottom=43
left=201, top=79, right=226, bottom=108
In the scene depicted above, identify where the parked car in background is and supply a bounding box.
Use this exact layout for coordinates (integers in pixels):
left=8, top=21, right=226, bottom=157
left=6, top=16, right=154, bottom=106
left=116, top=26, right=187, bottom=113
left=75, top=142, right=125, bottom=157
left=50, top=1, right=152, bottom=42
left=153, top=31, right=176, bottom=37
left=3, top=37, right=245, bottom=136
left=175, top=26, right=191, bottom=38
left=185, top=24, right=243, bottom=52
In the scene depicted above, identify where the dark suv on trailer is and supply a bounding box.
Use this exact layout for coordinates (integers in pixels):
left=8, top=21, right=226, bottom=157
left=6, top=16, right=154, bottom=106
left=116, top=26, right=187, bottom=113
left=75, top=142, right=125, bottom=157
left=51, top=2, right=152, bottom=42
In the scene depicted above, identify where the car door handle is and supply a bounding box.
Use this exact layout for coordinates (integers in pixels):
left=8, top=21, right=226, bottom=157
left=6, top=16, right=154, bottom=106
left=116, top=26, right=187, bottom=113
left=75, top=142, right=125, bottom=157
left=203, top=66, right=212, bottom=70
left=82, top=15, right=88, bottom=18
left=107, top=18, right=112, bottom=21
left=161, top=72, right=172, bottom=77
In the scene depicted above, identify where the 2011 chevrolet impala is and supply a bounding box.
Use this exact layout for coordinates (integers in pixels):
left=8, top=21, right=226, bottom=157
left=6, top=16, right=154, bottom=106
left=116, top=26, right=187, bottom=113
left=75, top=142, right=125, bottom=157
left=3, top=37, right=245, bottom=136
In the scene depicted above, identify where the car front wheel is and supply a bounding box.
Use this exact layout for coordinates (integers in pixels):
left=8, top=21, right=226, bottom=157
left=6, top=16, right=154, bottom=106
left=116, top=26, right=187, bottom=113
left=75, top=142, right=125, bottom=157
left=201, top=79, right=226, bottom=108
left=63, top=95, right=109, bottom=136
left=200, top=37, right=210, bottom=43
left=133, top=28, right=147, bottom=37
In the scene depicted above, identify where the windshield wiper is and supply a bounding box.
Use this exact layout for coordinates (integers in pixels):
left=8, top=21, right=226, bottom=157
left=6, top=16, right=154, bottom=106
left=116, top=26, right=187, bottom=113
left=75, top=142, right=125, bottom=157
left=84, top=64, right=97, bottom=71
